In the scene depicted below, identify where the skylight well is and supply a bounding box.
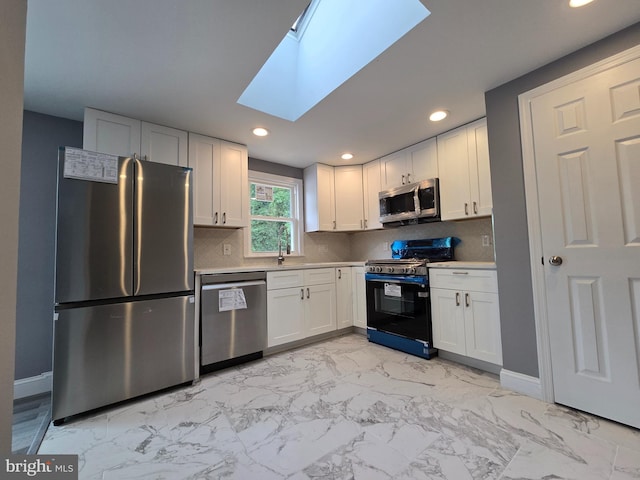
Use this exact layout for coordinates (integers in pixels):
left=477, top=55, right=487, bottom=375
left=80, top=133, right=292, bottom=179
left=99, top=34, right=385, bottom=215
left=238, top=0, right=430, bottom=122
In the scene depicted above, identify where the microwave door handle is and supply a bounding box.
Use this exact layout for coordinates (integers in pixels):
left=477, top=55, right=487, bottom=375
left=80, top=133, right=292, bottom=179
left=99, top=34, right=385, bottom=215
left=413, top=185, right=421, bottom=214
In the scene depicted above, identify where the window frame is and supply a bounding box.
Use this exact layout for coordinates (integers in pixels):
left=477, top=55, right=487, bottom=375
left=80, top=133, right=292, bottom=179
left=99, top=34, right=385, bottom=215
left=244, top=170, right=304, bottom=258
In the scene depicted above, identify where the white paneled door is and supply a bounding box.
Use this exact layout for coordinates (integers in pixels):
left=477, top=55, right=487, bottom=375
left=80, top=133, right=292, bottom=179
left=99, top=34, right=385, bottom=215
left=529, top=55, right=640, bottom=428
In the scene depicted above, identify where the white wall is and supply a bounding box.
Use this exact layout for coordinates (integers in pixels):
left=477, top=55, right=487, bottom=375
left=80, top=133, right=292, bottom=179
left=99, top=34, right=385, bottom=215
left=0, top=0, right=27, bottom=454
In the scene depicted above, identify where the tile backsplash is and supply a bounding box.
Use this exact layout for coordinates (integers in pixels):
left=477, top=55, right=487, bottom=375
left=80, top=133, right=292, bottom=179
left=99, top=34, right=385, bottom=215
left=195, top=216, right=494, bottom=269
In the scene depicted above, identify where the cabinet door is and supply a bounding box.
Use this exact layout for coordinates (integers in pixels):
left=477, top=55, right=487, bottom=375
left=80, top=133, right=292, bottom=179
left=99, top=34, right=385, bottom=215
left=437, top=126, right=471, bottom=220
left=334, top=165, right=364, bottom=231
left=219, top=141, right=248, bottom=227
left=408, top=137, right=438, bottom=183
left=188, top=133, right=221, bottom=226
left=431, top=288, right=466, bottom=355
left=380, top=151, right=408, bottom=190
left=83, top=108, right=141, bottom=157
left=304, top=164, right=335, bottom=232
left=352, top=267, right=367, bottom=329
left=140, top=122, right=188, bottom=167
left=464, top=291, right=502, bottom=365
left=467, top=118, right=493, bottom=217
left=305, top=283, right=336, bottom=336
left=267, top=287, right=305, bottom=347
left=362, top=160, right=382, bottom=230
left=336, top=268, right=353, bottom=329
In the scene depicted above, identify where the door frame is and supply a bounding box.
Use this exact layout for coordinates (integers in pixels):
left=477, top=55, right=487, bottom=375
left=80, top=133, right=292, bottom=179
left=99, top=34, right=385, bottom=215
left=518, top=44, right=640, bottom=403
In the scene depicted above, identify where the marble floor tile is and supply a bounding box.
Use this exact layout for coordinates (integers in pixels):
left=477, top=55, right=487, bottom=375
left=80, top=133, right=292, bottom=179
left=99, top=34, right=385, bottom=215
left=39, top=334, right=640, bottom=479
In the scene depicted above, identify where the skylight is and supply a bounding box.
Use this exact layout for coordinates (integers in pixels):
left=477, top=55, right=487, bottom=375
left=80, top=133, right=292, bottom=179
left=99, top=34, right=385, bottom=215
left=237, top=0, right=430, bottom=122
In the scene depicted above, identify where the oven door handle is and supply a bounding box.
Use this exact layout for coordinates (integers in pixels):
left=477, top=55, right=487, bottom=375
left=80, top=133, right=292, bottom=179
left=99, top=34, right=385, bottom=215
left=365, top=274, right=427, bottom=286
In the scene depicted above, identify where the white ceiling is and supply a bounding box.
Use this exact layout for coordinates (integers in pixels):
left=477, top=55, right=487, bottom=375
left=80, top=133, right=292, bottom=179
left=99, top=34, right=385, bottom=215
left=23, top=0, right=640, bottom=169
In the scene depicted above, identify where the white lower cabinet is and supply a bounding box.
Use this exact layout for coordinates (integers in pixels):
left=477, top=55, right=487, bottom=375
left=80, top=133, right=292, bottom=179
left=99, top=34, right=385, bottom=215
left=267, top=268, right=336, bottom=347
left=352, top=267, right=367, bottom=329
left=430, top=268, right=502, bottom=365
left=336, top=267, right=353, bottom=329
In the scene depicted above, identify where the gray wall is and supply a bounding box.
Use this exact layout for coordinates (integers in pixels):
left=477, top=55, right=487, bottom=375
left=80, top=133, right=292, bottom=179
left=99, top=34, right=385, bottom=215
left=1, top=0, right=26, bottom=453
left=15, top=111, right=83, bottom=380
left=485, top=22, right=640, bottom=378
left=249, top=157, right=303, bottom=179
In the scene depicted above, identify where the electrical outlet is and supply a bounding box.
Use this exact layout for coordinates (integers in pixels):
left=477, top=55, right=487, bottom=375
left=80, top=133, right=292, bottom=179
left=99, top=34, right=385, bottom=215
left=481, top=235, right=491, bottom=247
left=223, top=243, right=232, bottom=255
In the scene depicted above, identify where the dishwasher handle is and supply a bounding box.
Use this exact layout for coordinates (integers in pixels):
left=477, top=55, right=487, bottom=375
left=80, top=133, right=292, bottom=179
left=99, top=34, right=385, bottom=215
left=202, top=280, right=266, bottom=291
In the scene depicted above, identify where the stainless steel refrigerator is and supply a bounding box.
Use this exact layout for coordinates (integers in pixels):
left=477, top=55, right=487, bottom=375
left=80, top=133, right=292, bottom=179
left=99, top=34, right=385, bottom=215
left=52, top=147, right=195, bottom=423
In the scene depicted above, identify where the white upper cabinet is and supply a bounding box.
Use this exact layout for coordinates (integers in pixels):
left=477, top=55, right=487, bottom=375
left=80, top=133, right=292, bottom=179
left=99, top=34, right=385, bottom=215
left=83, top=108, right=141, bottom=157
left=437, top=118, right=493, bottom=221
left=380, top=137, right=438, bottom=190
left=304, top=163, right=336, bottom=232
left=362, top=159, right=383, bottom=230
left=304, top=164, right=366, bottom=232
left=140, top=122, right=188, bottom=167
left=83, top=108, right=187, bottom=166
left=188, top=133, right=248, bottom=228
left=408, top=137, right=438, bottom=183
left=334, top=165, right=364, bottom=231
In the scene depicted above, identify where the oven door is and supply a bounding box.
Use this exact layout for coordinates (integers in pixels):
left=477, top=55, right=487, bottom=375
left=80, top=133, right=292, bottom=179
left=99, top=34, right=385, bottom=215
left=365, top=275, right=432, bottom=343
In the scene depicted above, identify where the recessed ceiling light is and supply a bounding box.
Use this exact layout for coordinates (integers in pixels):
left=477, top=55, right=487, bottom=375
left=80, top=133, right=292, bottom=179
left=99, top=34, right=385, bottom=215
left=341, top=153, right=354, bottom=160
left=569, top=0, right=595, bottom=7
left=252, top=127, right=269, bottom=137
left=429, top=110, right=448, bottom=122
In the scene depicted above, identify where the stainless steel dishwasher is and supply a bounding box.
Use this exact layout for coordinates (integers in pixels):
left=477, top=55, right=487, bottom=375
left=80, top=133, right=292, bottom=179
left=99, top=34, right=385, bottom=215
left=200, top=271, right=267, bottom=373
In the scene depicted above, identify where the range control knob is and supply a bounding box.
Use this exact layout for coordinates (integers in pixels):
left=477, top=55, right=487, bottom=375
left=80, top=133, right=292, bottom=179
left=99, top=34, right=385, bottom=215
left=387, top=267, right=395, bottom=273
left=375, top=266, right=382, bottom=273
left=409, top=267, right=416, bottom=274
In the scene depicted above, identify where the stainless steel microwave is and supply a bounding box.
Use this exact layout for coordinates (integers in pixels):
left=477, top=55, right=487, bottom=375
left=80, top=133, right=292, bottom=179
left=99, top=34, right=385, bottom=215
left=379, top=178, right=440, bottom=227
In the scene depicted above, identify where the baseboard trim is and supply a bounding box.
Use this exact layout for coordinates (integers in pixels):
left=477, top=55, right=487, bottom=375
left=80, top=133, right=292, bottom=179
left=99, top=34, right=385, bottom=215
left=500, top=369, right=543, bottom=400
left=14, top=372, right=52, bottom=400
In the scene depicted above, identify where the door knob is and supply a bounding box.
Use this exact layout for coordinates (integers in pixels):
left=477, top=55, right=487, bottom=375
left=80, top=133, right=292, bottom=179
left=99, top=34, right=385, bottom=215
left=549, top=256, right=563, bottom=266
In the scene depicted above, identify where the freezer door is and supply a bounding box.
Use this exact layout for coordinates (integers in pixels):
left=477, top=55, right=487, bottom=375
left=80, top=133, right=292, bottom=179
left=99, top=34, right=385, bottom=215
left=135, top=160, right=193, bottom=295
left=55, top=152, right=134, bottom=303
left=52, top=295, right=195, bottom=422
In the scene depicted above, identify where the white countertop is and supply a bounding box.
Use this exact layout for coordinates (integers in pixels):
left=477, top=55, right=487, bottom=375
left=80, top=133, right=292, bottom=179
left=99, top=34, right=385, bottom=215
left=428, top=261, right=496, bottom=269
left=195, top=261, right=365, bottom=275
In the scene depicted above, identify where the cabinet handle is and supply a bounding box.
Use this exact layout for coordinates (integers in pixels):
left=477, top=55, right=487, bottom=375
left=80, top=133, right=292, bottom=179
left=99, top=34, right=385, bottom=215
left=401, top=174, right=405, bottom=185
left=473, top=201, right=478, bottom=214
left=452, top=271, right=469, bottom=275
left=214, top=212, right=218, bottom=224
left=306, top=287, right=310, bottom=299
left=364, top=219, right=368, bottom=229
left=333, top=220, right=336, bottom=230
left=455, top=292, right=460, bottom=306
left=338, top=269, right=342, bottom=279
left=301, top=288, right=304, bottom=300
left=407, top=173, right=411, bottom=183
left=464, top=203, right=469, bottom=215
left=465, top=293, right=470, bottom=307
left=222, top=212, right=226, bottom=224
left=133, top=153, right=139, bottom=160
left=143, top=155, right=148, bottom=161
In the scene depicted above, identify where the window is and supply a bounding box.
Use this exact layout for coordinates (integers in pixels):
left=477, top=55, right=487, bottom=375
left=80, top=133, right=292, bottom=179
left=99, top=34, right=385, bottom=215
left=245, top=171, right=304, bottom=257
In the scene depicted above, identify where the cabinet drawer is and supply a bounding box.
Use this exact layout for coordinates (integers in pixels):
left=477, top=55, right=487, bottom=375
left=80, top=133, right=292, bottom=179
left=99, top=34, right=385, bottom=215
left=429, top=268, right=497, bottom=293
left=303, top=268, right=335, bottom=286
left=267, top=270, right=304, bottom=290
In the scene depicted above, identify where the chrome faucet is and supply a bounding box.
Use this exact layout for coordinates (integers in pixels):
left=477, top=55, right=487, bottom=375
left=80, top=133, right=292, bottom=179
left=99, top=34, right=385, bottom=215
left=277, top=224, right=290, bottom=265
